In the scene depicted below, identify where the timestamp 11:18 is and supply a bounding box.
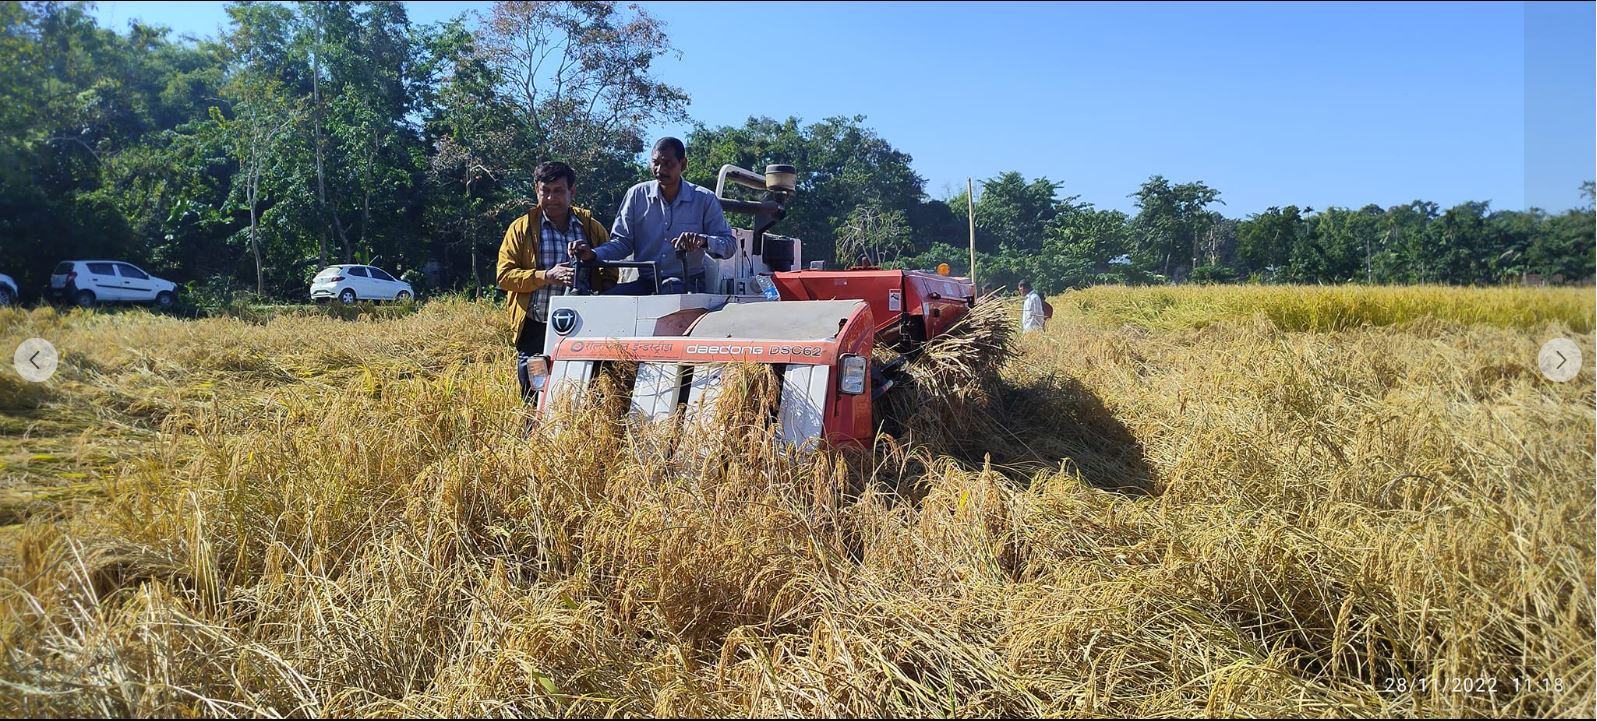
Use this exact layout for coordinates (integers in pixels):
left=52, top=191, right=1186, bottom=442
left=1382, top=676, right=1566, bottom=695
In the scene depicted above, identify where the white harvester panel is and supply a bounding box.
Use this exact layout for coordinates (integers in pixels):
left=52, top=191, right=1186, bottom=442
left=630, top=362, right=684, bottom=420
left=778, top=364, right=830, bottom=447
left=619, top=362, right=830, bottom=449
left=686, top=300, right=864, bottom=341
left=544, top=294, right=760, bottom=351
left=684, top=365, right=727, bottom=424
left=547, top=360, right=596, bottom=404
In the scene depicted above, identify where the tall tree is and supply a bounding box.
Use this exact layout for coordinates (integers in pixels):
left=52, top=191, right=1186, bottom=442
left=215, top=76, right=297, bottom=295
left=213, top=1, right=315, bottom=295
left=289, top=1, right=421, bottom=266
left=1035, top=205, right=1134, bottom=291
left=1524, top=190, right=1594, bottom=282
left=478, top=0, right=685, bottom=204
left=1128, top=175, right=1223, bottom=279
left=835, top=203, right=911, bottom=266
left=686, top=115, right=928, bottom=266
left=1427, top=201, right=1494, bottom=284
left=906, top=198, right=964, bottom=251
left=1373, top=200, right=1439, bottom=283
left=1290, top=206, right=1376, bottom=283
left=951, top=172, right=1068, bottom=254
left=418, top=15, right=518, bottom=290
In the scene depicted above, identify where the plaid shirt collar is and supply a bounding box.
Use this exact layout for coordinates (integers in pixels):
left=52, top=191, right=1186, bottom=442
left=536, top=211, right=585, bottom=267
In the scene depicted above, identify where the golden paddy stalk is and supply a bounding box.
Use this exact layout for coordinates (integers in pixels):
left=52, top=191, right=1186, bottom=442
left=1, top=285, right=1592, bottom=717
left=1061, top=283, right=1593, bottom=332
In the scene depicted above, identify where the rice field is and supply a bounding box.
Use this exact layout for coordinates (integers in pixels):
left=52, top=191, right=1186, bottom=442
left=1, top=285, right=1592, bottom=717
left=1061, top=284, right=1595, bottom=333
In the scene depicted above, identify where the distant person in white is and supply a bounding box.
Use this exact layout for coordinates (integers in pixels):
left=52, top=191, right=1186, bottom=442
left=1019, top=279, right=1045, bottom=332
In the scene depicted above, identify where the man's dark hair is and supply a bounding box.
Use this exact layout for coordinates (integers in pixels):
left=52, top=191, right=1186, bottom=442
left=533, top=161, right=576, bottom=188
left=652, top=137, right=686, bottom=160
left=1018, top=279, right=1033, bottom=290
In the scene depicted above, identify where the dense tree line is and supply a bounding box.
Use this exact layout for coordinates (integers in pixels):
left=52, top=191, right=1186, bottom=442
left=1, top=1, right=1590, bottom=304
left=893, top=176, right=1595, bottom=294
left=0, top=0, right=681, bottom=301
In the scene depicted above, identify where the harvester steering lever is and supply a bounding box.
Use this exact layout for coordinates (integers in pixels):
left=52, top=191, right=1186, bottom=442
left=567, top=259, right=661, bottom=296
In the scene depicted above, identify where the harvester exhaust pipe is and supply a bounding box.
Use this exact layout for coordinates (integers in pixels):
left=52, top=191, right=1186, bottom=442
left=715, top=163, right=797, bottom=265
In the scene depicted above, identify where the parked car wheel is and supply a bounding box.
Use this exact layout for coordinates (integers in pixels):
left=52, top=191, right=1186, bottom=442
left=156, top=291, right=176, bottom=308
left=396, top=290, right=412, bottom=302
left=0, top=286, right=12, bottom=306
left=76, top=290, right=96, bottom=308
left=339, top=288, right=357, bottom=304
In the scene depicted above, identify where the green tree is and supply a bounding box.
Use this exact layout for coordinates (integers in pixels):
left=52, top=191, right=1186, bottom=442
left=951, top=172, right=1068, bottom=254
left=906, top=198, right=964, bottom=251
left=1372, top=200, right=1439, bottom=283
left=0, top=2, right=223, bottom=296
left=1289, top=206, right=1378, bottom=283
left=291, top=1, right=422, bottom=267
left=685, top=115, right=927, bottom=267
left=215, top=75, right=298, bottom=295
left=1427, top=201, right=1493, bottom=284
left=1525, top=203, right=1596, bottom=282
left=479, top=0, right=684, bottom=208
left=1128, top=175, right=1223, bottom=280
left=213, top=1, right=308, bottom=295
left=835, top=203, right=911, bottom=266
left=417, top=15, right=518, bottom=290
left=1483, top=208, right=1541, bottom=283
left=1033, top=205, right=1134, bottom=291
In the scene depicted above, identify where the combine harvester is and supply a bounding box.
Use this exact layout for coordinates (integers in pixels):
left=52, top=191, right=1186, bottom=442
left=525, top=163, right=983, bottom=448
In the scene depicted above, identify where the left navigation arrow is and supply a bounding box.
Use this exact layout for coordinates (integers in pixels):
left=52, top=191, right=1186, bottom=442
left=13, top=338, right=59, bottom=382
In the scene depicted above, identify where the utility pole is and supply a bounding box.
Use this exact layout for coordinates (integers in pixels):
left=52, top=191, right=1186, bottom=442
left=1365, top=232, right=1372, bottom=284
left=967, top=177, right=977, bottom=288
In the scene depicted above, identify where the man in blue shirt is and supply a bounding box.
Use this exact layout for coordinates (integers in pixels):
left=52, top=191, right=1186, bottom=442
left=569, top=137, right=736, bottom=294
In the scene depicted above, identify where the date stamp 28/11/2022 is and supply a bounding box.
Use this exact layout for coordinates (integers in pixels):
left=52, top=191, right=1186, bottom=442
left=1381, top=675, right=1568, bottom=695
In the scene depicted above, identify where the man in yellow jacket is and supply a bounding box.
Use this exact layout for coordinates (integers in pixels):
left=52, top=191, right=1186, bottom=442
left=496, top=161, right=615, bottom=402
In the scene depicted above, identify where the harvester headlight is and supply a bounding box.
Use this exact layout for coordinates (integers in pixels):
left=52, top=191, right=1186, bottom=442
left=840, top=354, right=867, bottom=395
left=527, top=355, right=550, bottom=391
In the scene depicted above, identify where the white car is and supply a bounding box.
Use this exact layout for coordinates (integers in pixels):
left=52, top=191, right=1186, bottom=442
left=310, top=265, right=414, bottom=303
left=0, top=274, right=16, bottom=306
left=49, top=261, right=177, bottom=308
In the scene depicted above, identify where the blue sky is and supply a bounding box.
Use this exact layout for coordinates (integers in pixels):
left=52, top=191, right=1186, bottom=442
left=91, top=1, right=1595, bottom=216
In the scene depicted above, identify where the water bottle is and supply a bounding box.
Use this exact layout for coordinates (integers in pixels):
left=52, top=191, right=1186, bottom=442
left=755, top=273, right=780, bottom=301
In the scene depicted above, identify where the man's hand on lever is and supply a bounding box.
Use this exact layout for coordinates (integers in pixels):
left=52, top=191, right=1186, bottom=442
left=545, top=262, right=575, bottom=286
left=568, top=241, right=597, bottom=263
left=670, top=232, right=706, bottom=251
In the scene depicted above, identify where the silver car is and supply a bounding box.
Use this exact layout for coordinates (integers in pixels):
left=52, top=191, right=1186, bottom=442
left=49, top=261, right=178, bottom=308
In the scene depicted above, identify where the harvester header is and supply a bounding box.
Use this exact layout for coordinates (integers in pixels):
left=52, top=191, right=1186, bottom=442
left=529, top=162, right=982, bottom=447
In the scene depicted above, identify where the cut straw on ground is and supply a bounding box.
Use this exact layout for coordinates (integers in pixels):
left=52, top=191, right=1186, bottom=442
left=1, top=286, right=1592, bottom=717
